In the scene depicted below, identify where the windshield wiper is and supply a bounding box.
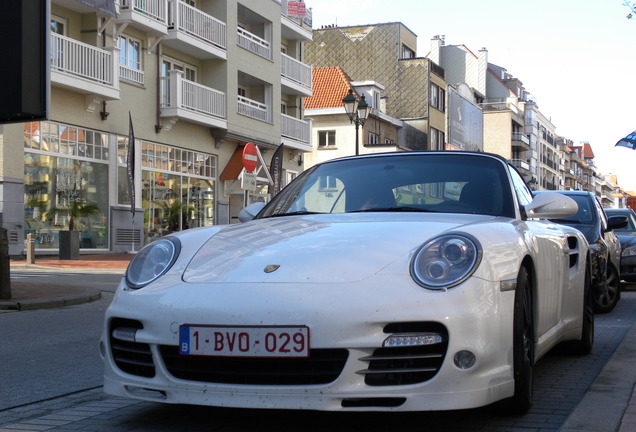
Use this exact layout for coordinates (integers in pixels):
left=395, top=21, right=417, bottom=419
left=264, top=211, right=324, bottom=218
left=550, top=219, right=587, bottom=224
left=350, top=206, right=434, bottom=213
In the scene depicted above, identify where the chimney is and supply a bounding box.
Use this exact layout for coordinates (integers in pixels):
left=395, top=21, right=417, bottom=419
left=429, top=35, right=443, bottom=64
left=477, top=47, right=488, bottom=97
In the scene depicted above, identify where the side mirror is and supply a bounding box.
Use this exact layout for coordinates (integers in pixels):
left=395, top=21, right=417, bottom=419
left=238, top=202, right=266, bottom=222
left=608, top=215, right=628, bottom=231
left=524, top=192, right=578, bottom=219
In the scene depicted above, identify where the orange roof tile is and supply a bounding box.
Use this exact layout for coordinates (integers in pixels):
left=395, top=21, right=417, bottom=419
left=582, top=142, right=595, bottom=158
left=305, top=66, right=356, bottom=109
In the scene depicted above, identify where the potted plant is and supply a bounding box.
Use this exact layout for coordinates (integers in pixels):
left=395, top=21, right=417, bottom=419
left=46, top=199, right=100, bottom=259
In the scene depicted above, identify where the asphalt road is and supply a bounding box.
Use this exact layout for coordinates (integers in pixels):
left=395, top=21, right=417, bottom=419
left=0, top=277, right=634, bottom=431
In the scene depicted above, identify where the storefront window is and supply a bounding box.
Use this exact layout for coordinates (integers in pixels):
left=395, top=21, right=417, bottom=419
left=140, top=140, right=216, bottom=243
left=117, top=135, right=132, bottom=206
left=24, top=153, right=109, bottom=250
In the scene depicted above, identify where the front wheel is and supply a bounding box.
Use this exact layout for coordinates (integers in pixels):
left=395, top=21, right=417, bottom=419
left=594, top=264, right=620, bottom=314
left=568, top=260, right=594, bottom=355
left=507, top=266, right=534, bottom=414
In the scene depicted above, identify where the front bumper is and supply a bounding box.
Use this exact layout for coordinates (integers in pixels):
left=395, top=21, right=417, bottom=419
left=620, top=254, right=636, bottom=282
left=102, top=276, right=517, bottom=412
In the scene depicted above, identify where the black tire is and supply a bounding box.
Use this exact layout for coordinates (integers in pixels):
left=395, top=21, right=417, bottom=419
left=594, top=264, right=620, bottom=314
left=508, top=266, right=534, bottom=414
left=568, top=260, right=594, bottom=355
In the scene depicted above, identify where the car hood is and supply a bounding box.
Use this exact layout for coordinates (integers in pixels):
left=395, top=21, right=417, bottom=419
left=556, top=222, right=597, bottom=245
left=615, top=232, right=636, bottom=247
left=183, top=213, right=495, bottom=284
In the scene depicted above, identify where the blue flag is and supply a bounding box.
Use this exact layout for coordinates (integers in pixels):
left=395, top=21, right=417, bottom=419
left=615, top=130, right=636, bottom=150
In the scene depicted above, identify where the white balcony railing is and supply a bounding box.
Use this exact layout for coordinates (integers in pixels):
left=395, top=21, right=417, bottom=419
left=161, top=71, right=226, bottom=119
left=281, top=53, right=312, bottom=89
left=281, top=114, right=310, bottom=143
left=169, top=0, right=226, bottom=49
left=119, top=64, right=144, bottom=85
left=51, top=33, right=114, bottom=86
left=119, top=0, right=167, bottom=23
left=237, top=27, right=271, bottom=59
left=237, top=95, right=269, bottom=122
left=510, top=159, right=530, bottom=171
left=511, top=132, right=530, bottom=145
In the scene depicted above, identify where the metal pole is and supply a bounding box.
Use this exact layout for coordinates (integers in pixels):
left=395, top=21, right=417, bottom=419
left=0, top=228, right=11, bottom=300
left=355, top=121, right=359, bottom=156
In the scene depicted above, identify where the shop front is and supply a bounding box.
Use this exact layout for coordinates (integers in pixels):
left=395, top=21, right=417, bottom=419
left=22, top=121, right=218, bottom=254
left=24, top=122, right=110, bottom=252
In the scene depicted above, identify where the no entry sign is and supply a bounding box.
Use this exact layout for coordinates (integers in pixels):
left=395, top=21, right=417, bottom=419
left=242, top=142, right=258, bottom=173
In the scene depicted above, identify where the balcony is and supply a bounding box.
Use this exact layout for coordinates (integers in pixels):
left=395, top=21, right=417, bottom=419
left=237, top=27, right=271, bottom=60
left=115, top=0, right=168, bottom=35
left=163, top=0, right=227, bottom=60
left=281, top=53, right=312, bottom=97
left=510, top=159, right=530, bottom=172
left=120, top=63, right=144, bottom=85
left=160, top=70, right=227, bottom=131
left=50, top=33, right=120, bottom=108
left=237, top=96, right=271, bottom=123
left=511, top=132, right=530, bottom=150
left=281, top=114, right=311, bottom=151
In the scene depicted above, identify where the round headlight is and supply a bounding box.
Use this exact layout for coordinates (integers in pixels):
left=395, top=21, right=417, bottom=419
left=125, top=237, right=181, bottom=289
left=411, top=234, right=481, bottom=290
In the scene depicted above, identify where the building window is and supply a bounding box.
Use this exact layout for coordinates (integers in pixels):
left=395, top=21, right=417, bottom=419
left=430, top=83, right=446, bottom=112
left=368, top=132, right=379, bottom=145
left=318, top=130, right=336, bottom=148
left=430, top=127, right=445, bottom=150
left=119, top=36, right=141, bottom=70
left=162, top=58, right=196, bottom=82
left=402, top=45, right=415, bottom=59
left=50, top=16, right=66, bottom=35
left=140, top=141, right=216, bottom=242
left=24, top=121, right=110, bottom=250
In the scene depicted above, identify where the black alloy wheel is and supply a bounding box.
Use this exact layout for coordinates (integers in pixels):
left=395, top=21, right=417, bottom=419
left=508, top=266, right=534, bottom=414
left=594, top=264, right=620, bottom=314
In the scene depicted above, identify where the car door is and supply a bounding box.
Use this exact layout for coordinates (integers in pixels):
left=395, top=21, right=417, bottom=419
left=508, top=167, right=565, bottom=333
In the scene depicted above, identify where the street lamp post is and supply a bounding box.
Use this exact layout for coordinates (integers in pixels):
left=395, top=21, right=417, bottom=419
left=342, top=89, right=371, bottom=155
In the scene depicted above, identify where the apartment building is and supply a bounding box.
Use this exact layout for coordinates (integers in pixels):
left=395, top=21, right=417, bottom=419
left=303, top=66, right=425, bottom=167
left=305, top=22, right=446, bottom=150
left=0, top=0, right=313, bottom=256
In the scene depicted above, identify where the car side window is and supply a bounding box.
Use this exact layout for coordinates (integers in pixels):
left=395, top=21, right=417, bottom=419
left=508, top=166, right=532, bottom=207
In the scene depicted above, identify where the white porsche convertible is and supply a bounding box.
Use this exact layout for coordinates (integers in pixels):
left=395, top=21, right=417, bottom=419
left=102, top=151, right=593, bottom=414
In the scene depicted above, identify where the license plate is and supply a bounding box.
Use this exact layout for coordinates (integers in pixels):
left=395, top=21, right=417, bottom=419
left=179, top=325, right=310, bottom=358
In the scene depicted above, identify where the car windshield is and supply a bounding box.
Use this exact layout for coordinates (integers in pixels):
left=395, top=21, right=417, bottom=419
left=259, top=153, right=515, bottom=218
left=608, top=211, right=636, bottom=231
left=551, top=195, right=595, bottom=224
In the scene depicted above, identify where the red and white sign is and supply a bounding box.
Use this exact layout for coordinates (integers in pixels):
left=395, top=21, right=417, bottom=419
left=242, top=142, right=258, bottom=173
left=179, top=325, right=310, bottom=358
left=287, top=1, right=306, bottom=18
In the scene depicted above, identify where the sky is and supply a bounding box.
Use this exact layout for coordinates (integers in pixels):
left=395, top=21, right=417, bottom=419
left=307, top=0, right=636, bottom=192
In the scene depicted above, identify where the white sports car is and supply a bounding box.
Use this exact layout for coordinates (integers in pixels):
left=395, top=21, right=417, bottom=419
left=101, top=151, right=593, bottom=414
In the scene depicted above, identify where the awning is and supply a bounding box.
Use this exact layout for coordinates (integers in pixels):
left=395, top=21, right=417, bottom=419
left=74, top=0, right=117, bottom=17
left=220, top=146, right=244, bottom=181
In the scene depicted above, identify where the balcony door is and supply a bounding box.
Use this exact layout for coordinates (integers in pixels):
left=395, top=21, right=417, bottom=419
left=161, top=58, right=196, bottom=106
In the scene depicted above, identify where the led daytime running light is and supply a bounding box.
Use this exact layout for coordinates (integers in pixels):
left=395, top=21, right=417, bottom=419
left=112, top=327, right=138, bottom=342
left=383, top=333, right=443, bottom=348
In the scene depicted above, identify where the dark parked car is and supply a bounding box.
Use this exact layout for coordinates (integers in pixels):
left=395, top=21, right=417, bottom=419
left=605, top=207, right=636, bottom=283
left=536, top=190, right=626, bottom=313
